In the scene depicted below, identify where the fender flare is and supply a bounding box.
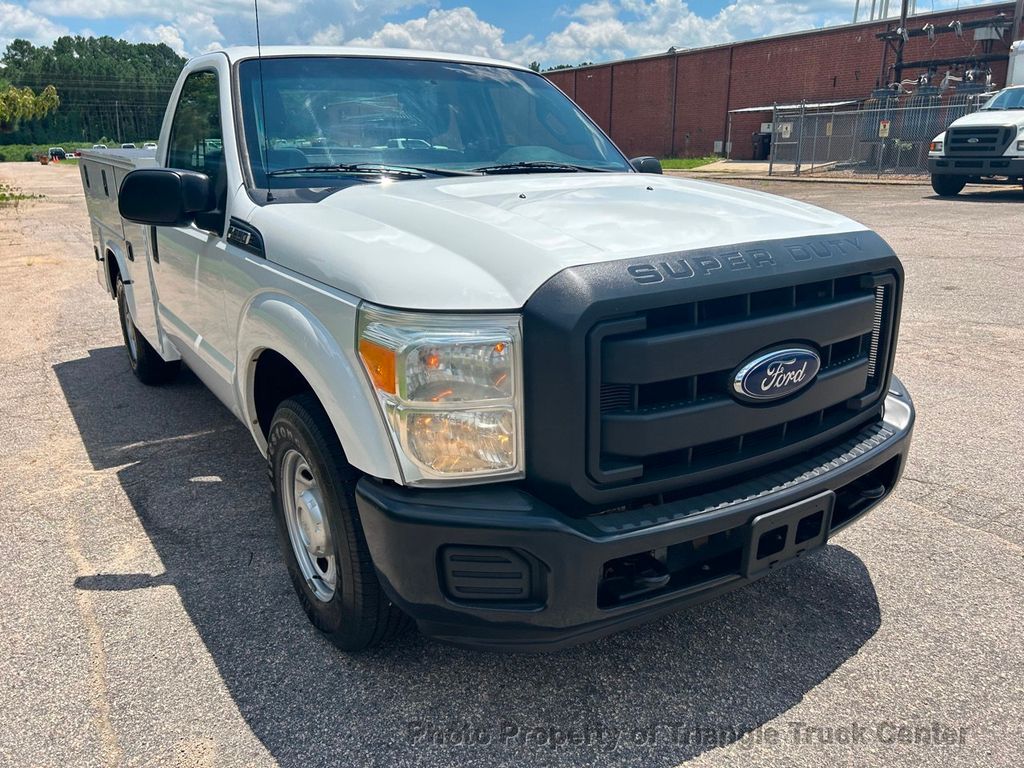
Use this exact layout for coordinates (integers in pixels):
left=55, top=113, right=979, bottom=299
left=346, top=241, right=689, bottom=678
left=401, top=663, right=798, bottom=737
left=235, top=292, right=402, bottom=483
left=103, top=240, right=130, bottom=299
left=102, top=240, right=149, bottom=336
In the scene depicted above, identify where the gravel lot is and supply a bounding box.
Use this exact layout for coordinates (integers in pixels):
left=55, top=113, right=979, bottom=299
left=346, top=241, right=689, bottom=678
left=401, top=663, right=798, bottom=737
left=1, top=162, right=1021, bottom=768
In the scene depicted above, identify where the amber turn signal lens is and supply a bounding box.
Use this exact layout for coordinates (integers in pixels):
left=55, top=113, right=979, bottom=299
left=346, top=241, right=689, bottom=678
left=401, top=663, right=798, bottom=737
left=359, top=339, right=397, bottom=394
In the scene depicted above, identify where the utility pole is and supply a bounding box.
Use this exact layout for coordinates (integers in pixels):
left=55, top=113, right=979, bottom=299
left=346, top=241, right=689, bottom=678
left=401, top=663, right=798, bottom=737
left=894, top=0, right=910, bottom=84
left=1014, top=0, right=1023, bottom=41
left=115, top=100, right=121, bottom=144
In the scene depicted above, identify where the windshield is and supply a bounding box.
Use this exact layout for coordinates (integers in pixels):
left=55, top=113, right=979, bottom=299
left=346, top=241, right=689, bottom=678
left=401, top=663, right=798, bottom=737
left=237, top=56, right=631, bottom=190
left=981, top=87, right=1024, bottom=110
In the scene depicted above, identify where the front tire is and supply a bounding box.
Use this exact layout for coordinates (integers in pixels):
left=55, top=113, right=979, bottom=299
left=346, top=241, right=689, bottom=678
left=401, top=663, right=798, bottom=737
left=268, top=393, right=407, bottom=651
left=931, top=174, right=966, bottom=197
left=116, top=277, right=180, bottom=385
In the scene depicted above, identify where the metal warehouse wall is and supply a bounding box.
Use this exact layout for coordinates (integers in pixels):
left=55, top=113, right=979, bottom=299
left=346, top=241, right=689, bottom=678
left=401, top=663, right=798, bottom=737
left=546, top=2, right=1016, bottom=160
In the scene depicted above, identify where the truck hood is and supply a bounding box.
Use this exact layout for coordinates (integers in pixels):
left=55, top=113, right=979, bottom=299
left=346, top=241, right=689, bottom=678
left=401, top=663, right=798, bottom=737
left=254, top=173, right=869, bottom=310
left=947, top=109, right=1024, bottom=129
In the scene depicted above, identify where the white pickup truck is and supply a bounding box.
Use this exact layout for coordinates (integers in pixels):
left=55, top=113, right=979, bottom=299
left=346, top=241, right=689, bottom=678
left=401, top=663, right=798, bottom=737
left=928, top=84, right=1024, bottom=196
left=80, top=46, right=914, bottom=652
left=928, top=46, right=1024, bottom=197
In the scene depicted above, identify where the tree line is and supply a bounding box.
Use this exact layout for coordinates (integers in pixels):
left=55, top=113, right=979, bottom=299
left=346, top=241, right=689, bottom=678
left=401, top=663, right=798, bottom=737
left=0, top=37, right=186, bottom=146
left=529, top=61, right=595, bottom=72
left=0, top=82, right=59, bottom=132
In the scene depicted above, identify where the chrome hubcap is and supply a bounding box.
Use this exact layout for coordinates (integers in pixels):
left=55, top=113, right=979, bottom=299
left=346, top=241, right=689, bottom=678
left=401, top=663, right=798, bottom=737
left=281, top=450, right=336, bottom=602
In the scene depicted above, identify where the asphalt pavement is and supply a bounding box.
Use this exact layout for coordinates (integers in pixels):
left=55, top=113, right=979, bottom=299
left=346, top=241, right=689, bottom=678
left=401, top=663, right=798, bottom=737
left=0, top=163, right=1021, bottom=767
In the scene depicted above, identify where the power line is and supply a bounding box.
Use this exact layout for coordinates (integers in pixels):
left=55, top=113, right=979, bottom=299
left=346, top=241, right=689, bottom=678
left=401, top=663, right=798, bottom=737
left=9, top=77, right=177, bottom=86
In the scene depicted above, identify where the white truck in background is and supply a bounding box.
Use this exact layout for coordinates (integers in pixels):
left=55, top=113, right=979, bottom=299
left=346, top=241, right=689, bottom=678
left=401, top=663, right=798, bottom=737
left=928, top=40, right=1024, bottom=196
left=80, top=46, right=914, bottom=652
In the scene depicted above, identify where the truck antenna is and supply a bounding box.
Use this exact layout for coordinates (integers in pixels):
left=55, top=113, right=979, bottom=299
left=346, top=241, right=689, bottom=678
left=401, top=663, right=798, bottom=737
left=254, top=0, right=273, bottom=202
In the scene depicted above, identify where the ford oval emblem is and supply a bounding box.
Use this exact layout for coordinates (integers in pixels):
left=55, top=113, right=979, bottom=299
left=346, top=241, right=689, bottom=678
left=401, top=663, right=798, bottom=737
left=732, top=347, right=821, bottom=403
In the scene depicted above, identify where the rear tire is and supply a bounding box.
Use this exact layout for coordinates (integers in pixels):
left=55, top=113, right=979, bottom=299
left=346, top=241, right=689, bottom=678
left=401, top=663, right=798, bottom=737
left=268, top=393, right=408, bottom=651
left=931, top=174, right=965, bottom=197
left=116, top=277, right=180, bottom=385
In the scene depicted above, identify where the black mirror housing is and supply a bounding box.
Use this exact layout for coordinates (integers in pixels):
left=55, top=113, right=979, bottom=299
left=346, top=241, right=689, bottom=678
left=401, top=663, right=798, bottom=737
left=119, top=168, right=214, bottom=227
left=630, top=156, right=663, bottom=174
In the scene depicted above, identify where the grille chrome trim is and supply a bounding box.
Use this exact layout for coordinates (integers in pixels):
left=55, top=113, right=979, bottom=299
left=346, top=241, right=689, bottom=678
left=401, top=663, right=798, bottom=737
left=867, top=285, right=885, bottom=378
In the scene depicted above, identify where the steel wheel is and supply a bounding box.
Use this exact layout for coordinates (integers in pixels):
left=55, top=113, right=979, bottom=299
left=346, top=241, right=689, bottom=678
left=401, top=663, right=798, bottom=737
left=281, top=449, right=337, bottom=602
left=269, top=393, right=408, bottom=649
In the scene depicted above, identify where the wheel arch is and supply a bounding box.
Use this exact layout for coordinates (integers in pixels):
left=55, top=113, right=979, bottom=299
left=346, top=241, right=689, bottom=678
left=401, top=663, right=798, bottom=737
left=237, top=292, right=402, bottom=483
left=104, top=241, right=130, bottom=299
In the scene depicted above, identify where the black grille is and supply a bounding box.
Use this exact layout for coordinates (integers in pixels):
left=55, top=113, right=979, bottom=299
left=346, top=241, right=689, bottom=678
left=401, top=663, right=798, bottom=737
left=521, top=230, right=903, bottom=512
left=588, top=273, right=897, bottom=496
left=946, top=126, right=1015, bottom=156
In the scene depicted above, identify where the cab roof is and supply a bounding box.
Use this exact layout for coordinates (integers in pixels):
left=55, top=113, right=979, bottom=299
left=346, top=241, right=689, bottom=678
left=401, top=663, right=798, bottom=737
left=212, top=46, right=530, bottom=73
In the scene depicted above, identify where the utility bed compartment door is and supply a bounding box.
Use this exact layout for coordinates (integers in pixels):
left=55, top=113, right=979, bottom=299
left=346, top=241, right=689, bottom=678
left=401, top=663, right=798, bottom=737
left=121, top=222, right=161, bottom=345
left=81, top=159, right=123, bottom=291
left=80, top=158, right=124, bottom=239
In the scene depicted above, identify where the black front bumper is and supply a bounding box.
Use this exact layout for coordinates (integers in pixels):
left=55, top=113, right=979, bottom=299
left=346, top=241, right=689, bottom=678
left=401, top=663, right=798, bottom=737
left=356, top=382, right=914, bottom=652
left=929, top=156, right=1024, bottom=177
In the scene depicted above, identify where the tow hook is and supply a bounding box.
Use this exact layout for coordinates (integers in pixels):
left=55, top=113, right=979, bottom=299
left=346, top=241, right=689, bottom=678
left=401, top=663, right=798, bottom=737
left=599, top=553, right=671, bottom=604
left=860, top=484, right=886, bottom=501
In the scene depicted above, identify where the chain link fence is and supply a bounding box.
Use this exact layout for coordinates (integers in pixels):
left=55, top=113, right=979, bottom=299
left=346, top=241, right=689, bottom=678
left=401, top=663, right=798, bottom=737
left=768, top=93, right=994, bottom=177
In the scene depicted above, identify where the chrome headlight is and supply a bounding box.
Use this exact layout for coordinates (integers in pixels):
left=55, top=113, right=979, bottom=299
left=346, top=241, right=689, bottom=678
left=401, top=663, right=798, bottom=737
left=357, top=303, right=523, bottom=484
left=929, top=140, right=943, bottom=154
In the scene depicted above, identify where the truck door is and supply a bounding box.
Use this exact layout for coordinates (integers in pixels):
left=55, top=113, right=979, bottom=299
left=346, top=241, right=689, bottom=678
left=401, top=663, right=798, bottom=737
left=152, top=69, right=235, bottom=394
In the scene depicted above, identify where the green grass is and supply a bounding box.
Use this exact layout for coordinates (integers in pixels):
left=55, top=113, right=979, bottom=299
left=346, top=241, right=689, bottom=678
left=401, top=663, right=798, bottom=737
left=0, top=182, right=41, bottom=202
left=659, top=156, right=721, bottom=170
left=0, top=142, right=91, bottom=162
left=0, top=140, right=155, bottom=162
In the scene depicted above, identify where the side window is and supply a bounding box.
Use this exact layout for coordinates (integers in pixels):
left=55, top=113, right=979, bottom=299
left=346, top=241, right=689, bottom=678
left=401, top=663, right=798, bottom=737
left=167, top=71, right=224, bottom=190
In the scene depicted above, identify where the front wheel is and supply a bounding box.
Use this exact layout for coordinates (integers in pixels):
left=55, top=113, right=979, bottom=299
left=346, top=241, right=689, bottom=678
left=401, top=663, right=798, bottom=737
left=116, top=277, right=180, bottom=385
left=931, top=174, right=966, bottom=197
left=268, top=393, right=408, bottom=651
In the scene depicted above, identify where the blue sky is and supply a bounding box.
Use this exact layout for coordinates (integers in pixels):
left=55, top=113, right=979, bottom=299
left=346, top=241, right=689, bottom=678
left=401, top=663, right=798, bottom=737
left=0, top=0, right=999, bottom=68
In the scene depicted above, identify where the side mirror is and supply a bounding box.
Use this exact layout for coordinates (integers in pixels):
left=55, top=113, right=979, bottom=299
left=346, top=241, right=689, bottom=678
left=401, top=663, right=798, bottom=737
left=630, top=156, right=663, bottom=174
left=118, top=168, right=214, bottom=227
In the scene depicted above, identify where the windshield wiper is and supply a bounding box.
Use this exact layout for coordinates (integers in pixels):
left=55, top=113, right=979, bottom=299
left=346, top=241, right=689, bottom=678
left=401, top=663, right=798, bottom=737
left=267, top=163, right=479, bottom=179
left=471, top=161, right=611, bottom=174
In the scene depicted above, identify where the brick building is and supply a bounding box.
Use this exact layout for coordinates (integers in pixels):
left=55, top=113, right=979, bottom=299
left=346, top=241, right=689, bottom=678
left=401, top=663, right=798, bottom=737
left=544, top=3, right=1018, bottom=160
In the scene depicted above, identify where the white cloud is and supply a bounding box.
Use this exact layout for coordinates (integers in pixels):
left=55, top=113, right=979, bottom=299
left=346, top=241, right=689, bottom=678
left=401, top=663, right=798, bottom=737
left=0, top=1, right=69, bottom=51
left=5, top=0, right=1006, bottom=65
left=27, top=0, right=272, bottom=22
left=23, top=0, right=430, bottom=51
left=343, top=2, right=861, bottom=68
left=124, top=11, right=225, bottom=56
left=572, top=1, right=618, bottom=22
left=137, top=24, right=187, bottom=55
left=347, top=7, right=524, bottom=59
left=309, top=23, right=348, bottom=47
